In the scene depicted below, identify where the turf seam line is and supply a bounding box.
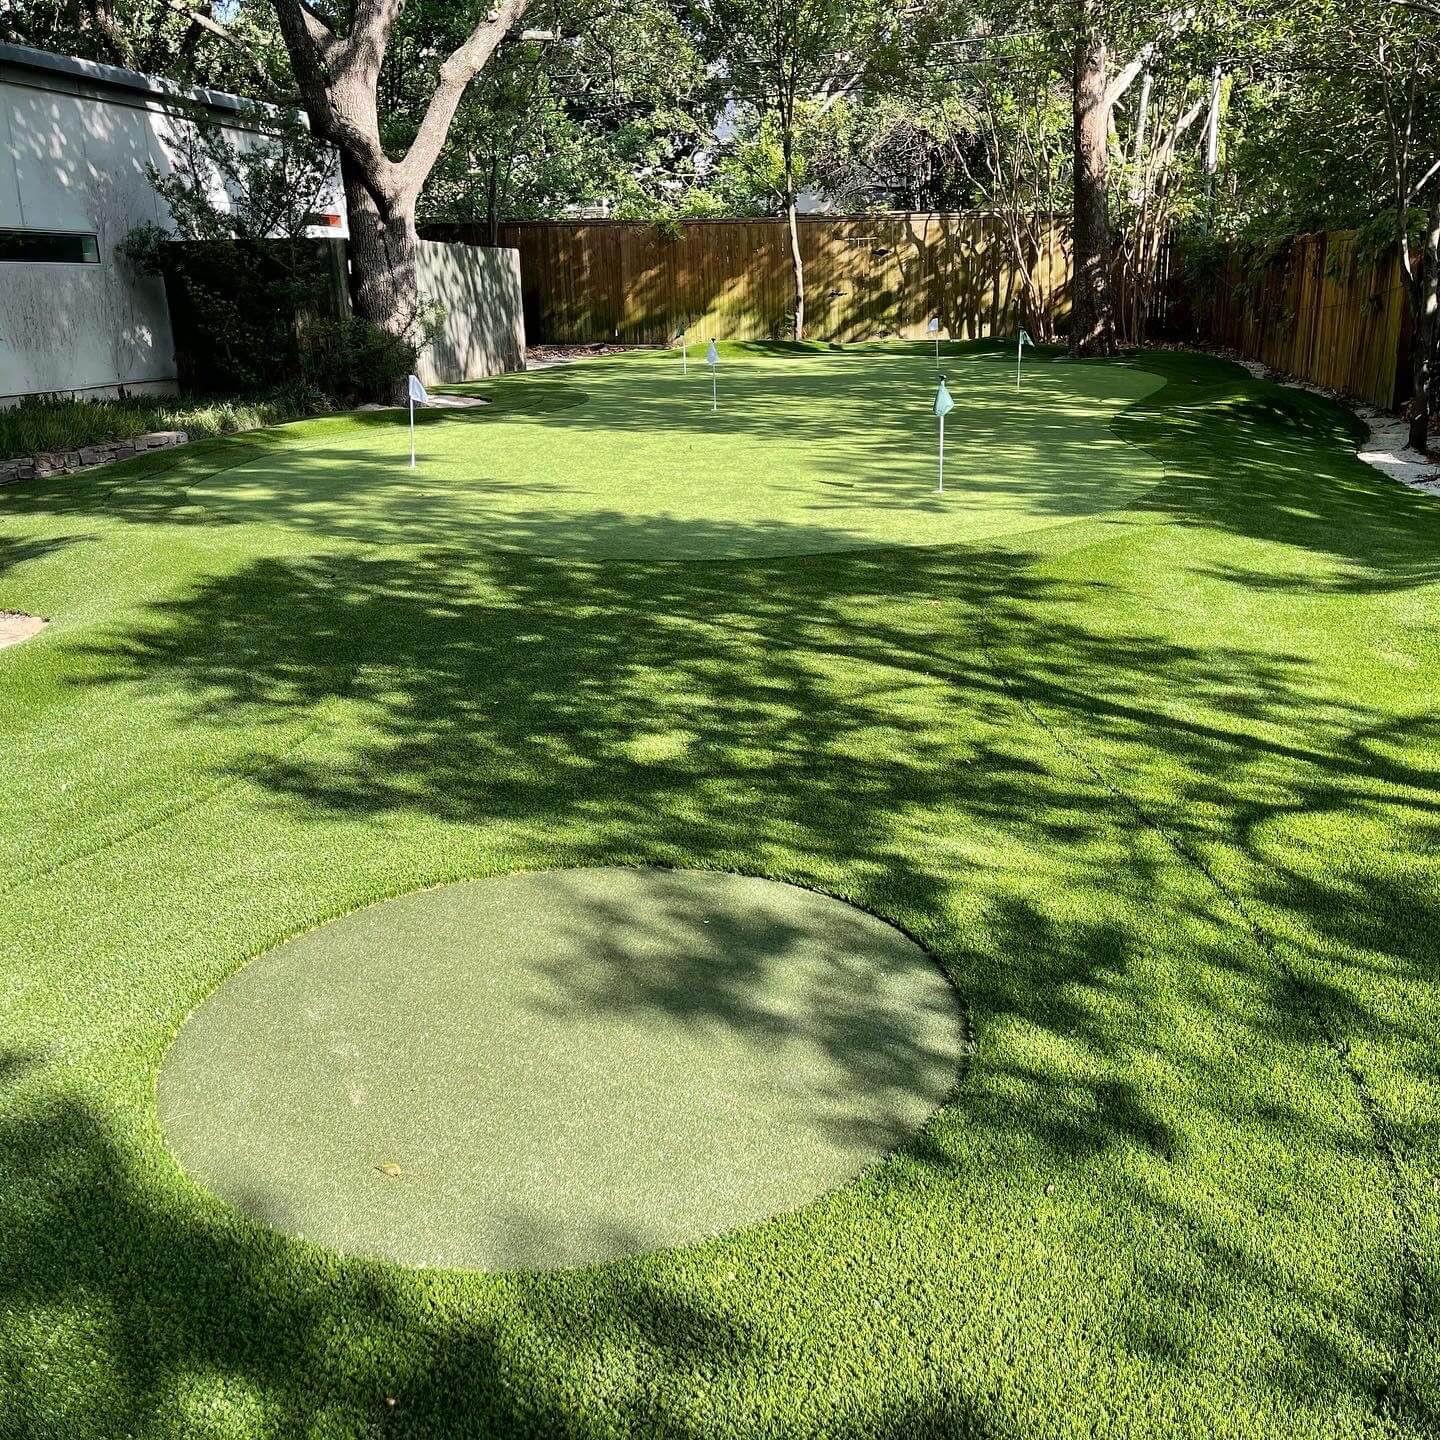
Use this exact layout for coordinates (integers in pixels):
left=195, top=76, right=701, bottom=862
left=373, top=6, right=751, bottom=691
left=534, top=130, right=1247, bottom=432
left=2, top=536, right=366, bottom=903
left=0, top=652, right=359, bottom=903
left=0, top=708, right=339, bottom=902
left=976, top=618, right=1424, bottom=1424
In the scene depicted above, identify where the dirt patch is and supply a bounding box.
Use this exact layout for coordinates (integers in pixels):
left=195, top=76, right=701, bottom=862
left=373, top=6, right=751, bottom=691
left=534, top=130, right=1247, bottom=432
left=0, top=611, right=47, bottom=650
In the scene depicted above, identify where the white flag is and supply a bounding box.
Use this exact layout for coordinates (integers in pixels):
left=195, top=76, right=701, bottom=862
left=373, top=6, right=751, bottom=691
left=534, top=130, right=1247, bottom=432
left=1018, top=331, right=1033, bottom=348
left=407, top=374, right=429, bottom=404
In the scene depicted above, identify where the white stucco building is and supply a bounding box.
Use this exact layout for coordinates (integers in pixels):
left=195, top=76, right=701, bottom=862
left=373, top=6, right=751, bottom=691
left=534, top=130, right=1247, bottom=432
left=0, top=41, right=346, bottom=404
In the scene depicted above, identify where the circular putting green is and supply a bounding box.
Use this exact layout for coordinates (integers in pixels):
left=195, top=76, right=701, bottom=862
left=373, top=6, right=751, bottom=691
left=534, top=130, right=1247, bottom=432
left=158, top=867, right=966, bottom=1271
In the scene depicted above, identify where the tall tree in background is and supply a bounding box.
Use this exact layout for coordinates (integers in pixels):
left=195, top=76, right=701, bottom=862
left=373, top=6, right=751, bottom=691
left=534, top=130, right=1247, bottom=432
left=1070, top=0, right=1115, bottom=353
left=1229, top=0, right=1440, bottom=448
left=942, top=27, right=1072, bottom=342
left=692, top=0, right=891, bottom=339
left=419, top=1, right=716, bottom=233
left=1068, top=4, right=1199, bottom=354
left=1362, top=0, right=1440, bottom=451
left=271, top=0, right=532, bottom=340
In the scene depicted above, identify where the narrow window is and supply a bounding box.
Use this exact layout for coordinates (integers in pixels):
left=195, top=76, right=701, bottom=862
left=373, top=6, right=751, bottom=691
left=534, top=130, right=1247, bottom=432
left=0, top=230, right=101, bottom=263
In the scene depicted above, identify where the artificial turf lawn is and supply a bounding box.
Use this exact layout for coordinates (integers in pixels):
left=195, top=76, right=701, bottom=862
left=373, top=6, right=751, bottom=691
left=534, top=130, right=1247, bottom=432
left=158, top=867, right=965, bottom=1272
left=0, top=340, right=1436, bottom=1438
left=188, top=344, right=1164, bottom=559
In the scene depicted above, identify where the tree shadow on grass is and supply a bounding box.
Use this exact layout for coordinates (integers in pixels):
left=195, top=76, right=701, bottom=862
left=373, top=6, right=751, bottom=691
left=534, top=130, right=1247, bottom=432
left=1115, top=358, right=1440, bottom=593
left=0, top=532, right=92, bottom=584
left=50, top=524, right=1435, bottom=1415
left=0, top=1054, right=758, bottom=1439
left=7, top=348, right=1436, bottom=586
left=5, top=349, right=1439, bottom=1432
left=0, top=1046, right=1040, bottom=1440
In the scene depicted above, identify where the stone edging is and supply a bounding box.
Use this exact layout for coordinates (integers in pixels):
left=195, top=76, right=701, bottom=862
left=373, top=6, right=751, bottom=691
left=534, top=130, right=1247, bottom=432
left=1222, top=353, right=1440, bottom=496
left=0, top=430, right=189, bottom=487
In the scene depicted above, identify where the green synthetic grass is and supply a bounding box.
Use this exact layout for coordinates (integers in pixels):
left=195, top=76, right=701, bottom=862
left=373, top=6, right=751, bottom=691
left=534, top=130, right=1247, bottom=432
left=191, top=344, right=1164, bottom=558
left=0, top=387, right=326, bottom=461
left=1, top=340, right=1436, bottom=1438
left=158, top=868, right=965, bottom=1271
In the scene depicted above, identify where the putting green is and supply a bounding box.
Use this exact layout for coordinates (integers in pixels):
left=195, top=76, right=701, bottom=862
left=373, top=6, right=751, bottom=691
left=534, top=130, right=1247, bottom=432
left=157, top=868, right=966, bottom=1271
left=188, top=345, right=1166, bottom=558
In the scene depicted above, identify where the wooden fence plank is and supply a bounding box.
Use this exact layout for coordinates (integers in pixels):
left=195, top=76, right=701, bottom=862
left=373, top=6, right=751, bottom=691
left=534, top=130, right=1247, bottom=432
left=1189, top=229, right=1410, bottom=411
left=426, top=214, right=1074, bottom=347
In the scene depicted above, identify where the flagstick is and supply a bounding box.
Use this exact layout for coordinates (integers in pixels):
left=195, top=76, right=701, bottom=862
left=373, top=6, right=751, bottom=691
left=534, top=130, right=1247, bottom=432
left=937, top=413, right=945, bottom=493
left=712, top=371, right=717, bottom=412
left=1016, top=336, right=1023, bottom=391
left=409, top=394, right=416, bottom=468
left=935, top=335, right=940, bottom=371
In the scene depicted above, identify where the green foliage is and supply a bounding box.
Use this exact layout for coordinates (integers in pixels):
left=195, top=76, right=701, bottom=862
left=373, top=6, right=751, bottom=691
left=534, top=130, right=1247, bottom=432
left=295, top=314, right=429, bottom=405
left=1207, top=0, right=1440, bottom=244
left=411, top=1, right=721, bottom=228
left=690, top=0, right=894, bottom=204
left=0, top=387, right=328, bottom=462
left=119, top=111, right=419, bottom=405
left=705, top=111, right=798, bottom=213
left=0, top=0, right=292, bottom=98
left=142, top=104, right=338, bottom=245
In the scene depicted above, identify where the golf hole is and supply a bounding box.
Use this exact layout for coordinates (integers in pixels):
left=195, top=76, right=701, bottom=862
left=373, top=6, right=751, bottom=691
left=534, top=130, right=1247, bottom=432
left=158, top=867, right=966, bottom=1271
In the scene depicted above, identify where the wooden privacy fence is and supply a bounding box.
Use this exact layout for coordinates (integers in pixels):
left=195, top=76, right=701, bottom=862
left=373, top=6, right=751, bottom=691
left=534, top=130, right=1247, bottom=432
left=1190, top=230, right=1411, bottom=412
left=423, top=214, right=1071, bottom=346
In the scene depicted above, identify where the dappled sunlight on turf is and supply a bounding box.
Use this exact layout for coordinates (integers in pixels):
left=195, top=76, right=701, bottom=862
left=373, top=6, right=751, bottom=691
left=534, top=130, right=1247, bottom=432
left=158, top=869, right=965, bottom=1271
left=0, top=345, right=1436, bottom=1436
left=184, top=346, right=1165, bottom=558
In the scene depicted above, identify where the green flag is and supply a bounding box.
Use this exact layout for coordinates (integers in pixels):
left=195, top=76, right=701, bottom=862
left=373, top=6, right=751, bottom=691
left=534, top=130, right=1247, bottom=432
left=933, top=378, right=955, bottom=418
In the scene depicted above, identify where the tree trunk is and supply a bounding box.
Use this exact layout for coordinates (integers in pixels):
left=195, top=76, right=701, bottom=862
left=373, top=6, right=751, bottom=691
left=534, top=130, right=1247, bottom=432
left=787, top=194, right=806, bottom=341
left=1071, top=0, right=1115, bottom=357
left=1409, top=196, right=1440, bottom=455
left=272, top=0, right=528, bottom=386
left=487, top=155, right=501, bottom=247
left=343, top=158, right=419, bottom=339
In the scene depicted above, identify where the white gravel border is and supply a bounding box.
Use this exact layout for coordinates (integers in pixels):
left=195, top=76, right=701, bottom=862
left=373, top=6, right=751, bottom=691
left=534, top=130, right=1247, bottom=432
left=1232, top=356, right=1440, bottom=496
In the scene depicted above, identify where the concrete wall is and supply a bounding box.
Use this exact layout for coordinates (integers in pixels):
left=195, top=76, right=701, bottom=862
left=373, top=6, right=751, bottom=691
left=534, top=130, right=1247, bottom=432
left=415, top=240, right=526, bottom=385
left=0, top=43, right=345, bottom=405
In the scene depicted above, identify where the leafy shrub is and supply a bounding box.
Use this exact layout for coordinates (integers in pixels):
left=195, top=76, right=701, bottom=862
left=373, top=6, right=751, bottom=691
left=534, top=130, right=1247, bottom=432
left=297, top=313, right=427, bottom=405
left=120, top=106, right=434, bottom=408
left=0, top=387, right=331, bottom=463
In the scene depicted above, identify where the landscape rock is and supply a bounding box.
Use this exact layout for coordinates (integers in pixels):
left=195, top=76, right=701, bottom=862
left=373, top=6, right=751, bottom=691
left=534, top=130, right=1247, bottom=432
left=0, top=429, right=190, bottom=486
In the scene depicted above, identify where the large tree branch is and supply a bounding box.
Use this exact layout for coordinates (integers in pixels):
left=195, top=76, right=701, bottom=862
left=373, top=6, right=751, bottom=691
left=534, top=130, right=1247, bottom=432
left=273, top=0, right=400, bottom=186
left=272, top=0, right=339, bottom=115
left=1412, top=155, right=1440, bottom=199
left=397, top=0, right=533, bottom=196
left=339, top=0, right=406, bottom=81
left=1105, top=6, right=1197, bottom=106
left=165, top=0, right=244, bottom=47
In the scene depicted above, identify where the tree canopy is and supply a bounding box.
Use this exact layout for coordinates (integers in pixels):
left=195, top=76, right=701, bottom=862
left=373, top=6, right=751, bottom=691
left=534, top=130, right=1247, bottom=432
left=4, top=0, right=1436, bottom=423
